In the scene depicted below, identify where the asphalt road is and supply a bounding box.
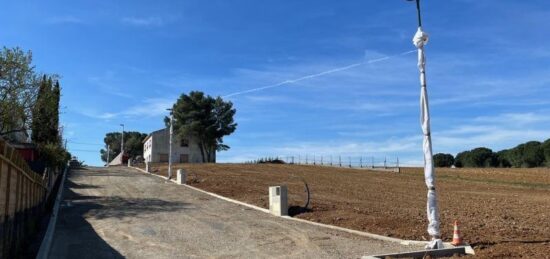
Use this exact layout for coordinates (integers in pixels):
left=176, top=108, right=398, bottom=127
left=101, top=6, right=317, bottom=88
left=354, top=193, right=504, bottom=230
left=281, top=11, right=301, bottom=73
left=48, top=166, right=420, bottom=258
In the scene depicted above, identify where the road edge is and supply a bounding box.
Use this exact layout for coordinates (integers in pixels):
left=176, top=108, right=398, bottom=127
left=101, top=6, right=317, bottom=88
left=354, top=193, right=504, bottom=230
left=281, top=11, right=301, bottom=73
left=36, top=167, right=68, bottom=259
left=128, top=166, right=431, bottom=246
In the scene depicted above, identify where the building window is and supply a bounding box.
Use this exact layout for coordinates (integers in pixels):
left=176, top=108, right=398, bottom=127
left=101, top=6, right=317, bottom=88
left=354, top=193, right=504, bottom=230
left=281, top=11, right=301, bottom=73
left=180, top=138, right=189, bottom=147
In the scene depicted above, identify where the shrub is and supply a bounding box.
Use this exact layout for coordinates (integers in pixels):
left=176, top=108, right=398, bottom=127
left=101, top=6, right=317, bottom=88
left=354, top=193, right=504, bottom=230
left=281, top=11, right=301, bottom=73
left=38, top=143, right=70, bottom=169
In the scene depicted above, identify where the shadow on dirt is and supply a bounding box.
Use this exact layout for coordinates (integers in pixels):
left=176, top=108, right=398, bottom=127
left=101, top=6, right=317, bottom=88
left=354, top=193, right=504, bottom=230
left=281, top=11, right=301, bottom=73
left=288, top=206, right=312, bottom=217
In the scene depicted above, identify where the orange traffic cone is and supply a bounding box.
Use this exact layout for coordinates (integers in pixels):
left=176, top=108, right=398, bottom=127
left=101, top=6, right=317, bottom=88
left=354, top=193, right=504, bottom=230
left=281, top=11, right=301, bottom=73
left=451, top=220, right=464, bottom=246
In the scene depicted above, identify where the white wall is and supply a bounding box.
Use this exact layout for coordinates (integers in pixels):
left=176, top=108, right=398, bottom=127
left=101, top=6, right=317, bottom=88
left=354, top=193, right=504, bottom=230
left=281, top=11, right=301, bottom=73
left=143, top=129, right=212, bottom=163
left=143, top=137, right=153, bottom=162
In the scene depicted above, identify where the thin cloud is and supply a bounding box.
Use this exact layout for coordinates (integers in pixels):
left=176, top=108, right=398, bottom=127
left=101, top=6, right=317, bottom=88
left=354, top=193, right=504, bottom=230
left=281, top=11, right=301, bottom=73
left=121, top=16, right=177, bottom=27
left=46, top=15, right=84, bottom=25
left=84, top=97, right=176, bottom=120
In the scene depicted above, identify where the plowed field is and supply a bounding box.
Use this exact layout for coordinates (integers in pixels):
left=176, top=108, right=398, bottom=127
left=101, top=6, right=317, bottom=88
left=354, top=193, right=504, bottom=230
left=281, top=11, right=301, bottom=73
left=140, top=163, right=550, bottom=258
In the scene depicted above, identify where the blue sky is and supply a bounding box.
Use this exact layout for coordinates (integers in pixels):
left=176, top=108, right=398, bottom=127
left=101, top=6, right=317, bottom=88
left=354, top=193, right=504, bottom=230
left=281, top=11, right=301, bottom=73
left=2, top=0, right=550, bottom=166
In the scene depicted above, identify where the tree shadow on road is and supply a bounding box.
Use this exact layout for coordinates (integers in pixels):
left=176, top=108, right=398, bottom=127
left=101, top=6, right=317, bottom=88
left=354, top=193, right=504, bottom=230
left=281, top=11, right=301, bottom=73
left=48, top=177, right=192, bottom=258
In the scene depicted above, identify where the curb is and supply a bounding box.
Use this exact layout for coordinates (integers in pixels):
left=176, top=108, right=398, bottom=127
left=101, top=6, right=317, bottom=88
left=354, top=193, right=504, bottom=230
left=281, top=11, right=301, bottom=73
left=128, top=166, right=432, bottom=246
left=36, top=167, right=68, bottom=259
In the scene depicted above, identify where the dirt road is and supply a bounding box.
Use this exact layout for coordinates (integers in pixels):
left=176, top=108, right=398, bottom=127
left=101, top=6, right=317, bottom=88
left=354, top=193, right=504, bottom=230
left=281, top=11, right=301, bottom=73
left=48, top=166, right=420, bottom=258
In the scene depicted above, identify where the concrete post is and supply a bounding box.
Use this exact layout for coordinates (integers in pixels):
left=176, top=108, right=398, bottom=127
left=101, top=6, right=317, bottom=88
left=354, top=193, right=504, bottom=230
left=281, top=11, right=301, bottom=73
left=177, top=169, right=186, bottom=185
left=145, top=162, right=150, bottom=173
left=269, top=186, right=288, bottom=216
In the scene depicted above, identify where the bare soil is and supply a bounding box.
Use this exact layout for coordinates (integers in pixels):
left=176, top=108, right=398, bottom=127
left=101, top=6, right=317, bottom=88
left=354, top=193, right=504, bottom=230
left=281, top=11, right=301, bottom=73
left=141, top=163, right=550, bottom=258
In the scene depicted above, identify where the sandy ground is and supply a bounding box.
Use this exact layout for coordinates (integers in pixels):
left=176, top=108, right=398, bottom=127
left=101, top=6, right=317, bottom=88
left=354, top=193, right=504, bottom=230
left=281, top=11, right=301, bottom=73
left=48, top=166, right=423, bottom=259
left=143, top=163, right=550, bottom=258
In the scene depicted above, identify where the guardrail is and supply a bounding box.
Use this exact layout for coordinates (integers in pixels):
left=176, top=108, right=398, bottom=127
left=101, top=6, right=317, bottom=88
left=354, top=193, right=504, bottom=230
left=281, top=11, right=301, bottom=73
left=0, top=139, right=48, bottom=258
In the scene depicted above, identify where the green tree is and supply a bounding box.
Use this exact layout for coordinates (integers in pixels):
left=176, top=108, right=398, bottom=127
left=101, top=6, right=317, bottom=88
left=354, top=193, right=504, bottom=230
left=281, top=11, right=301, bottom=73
left=505, top=141, right=544, bottom=168
left=454, top=151, right=468, bottom=168
left=433, top=153, right=454, bottom=167
left=0, top=47, right=40, bottom=139
left=495, top=149, right=512, bottom=168
left=99, top=131, right=147, bottom=162
left=167, top=91, right=237, bottom=162
left=520, top=141, right=544, bottom=167
left=39, top=142, right=70, bottom=169
left=454, top=147, right=496, bottom=167
left=31, top=76, right=61, bottom=146
left=52, top=80, right=61, bottom=143
left=542, top=139, right=550, bottom=167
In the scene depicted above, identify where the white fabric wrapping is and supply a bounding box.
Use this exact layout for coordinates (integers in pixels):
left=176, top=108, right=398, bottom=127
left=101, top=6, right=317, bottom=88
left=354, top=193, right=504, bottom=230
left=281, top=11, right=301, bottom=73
left=413, top=27, right=441, bottom=238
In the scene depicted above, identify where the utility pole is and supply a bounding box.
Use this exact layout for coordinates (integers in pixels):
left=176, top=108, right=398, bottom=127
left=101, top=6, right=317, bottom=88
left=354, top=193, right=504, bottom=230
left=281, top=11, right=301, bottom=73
left=120, top=124, right=125, bottom=155
left=107, top=145, right=110, bottom=165
left=167, top=108, right=174, bottom=180
left=397, top=156, right=400, bottom=168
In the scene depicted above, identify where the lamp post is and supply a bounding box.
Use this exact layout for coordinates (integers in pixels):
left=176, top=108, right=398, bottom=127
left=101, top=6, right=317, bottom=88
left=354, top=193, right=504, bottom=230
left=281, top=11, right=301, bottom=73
left=106, top=145, right=110, bottom=165
left=120, top=124, right=125, bottom=155
left=167, top=108, right=174, bottom=180
left=407, top=0, right=442, bottom=249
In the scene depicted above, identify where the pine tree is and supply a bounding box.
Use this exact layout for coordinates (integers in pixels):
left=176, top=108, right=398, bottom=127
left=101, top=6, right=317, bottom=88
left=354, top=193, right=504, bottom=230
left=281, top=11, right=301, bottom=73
left=52, top=80, right=61, bottom=144
left=31, top=76, right=60, bottom=146
left=31, top=75, right=51, bottom=145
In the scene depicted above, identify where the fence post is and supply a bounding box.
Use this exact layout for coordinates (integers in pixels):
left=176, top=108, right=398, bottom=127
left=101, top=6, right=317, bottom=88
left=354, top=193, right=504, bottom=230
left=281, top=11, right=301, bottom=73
left=360, top=157, right=363, bottom=168
left=313, top=154, right=316, bottom=165
left=349, top=157, right=352, bottom=168
left=384, top=157, right=387, bottom=169
left=321, top=156, right=323, bottom=165
left=339, top=156, right=342, bottom=167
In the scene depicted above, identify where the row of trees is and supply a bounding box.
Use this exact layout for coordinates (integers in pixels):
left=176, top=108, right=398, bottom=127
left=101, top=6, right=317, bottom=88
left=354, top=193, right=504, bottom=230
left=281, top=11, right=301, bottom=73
left=99, top=91, right=237, bottom=164
left=0, top=47, right=70, bottom=169
left=434, top=139, right=550, bottom=168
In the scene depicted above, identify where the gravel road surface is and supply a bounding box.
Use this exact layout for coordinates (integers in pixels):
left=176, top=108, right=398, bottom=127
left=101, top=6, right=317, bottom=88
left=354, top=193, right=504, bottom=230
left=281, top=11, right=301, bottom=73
left=48, top=166, right=420, bottom=258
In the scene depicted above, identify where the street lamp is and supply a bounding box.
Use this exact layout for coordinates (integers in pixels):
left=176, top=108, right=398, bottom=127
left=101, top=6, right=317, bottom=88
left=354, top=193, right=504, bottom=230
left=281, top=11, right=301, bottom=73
left=120, top=124, right=125, bottom=155
left=407, top=0, right=442, bottom=249
left=166, top=108, right=173, bottom=180
left=106, top=144, right=110, bottom=165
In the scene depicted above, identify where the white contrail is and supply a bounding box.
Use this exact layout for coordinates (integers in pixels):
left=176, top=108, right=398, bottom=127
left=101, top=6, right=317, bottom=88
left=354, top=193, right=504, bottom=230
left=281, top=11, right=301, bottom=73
left=223, top=49, right=416, bottom=98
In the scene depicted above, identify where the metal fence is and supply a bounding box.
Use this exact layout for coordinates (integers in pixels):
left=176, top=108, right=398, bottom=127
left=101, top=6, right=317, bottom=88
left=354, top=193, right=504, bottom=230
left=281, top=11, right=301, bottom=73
left=283, top=155, right=399, bottom=168
left=248, top=155, right=400, bottom=171
left=0, top=139, right=48, bottom=258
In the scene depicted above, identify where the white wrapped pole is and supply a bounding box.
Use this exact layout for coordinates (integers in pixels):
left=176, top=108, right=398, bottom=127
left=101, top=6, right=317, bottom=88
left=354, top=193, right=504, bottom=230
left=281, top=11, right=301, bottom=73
left=413, top=27, right=442, bottom=248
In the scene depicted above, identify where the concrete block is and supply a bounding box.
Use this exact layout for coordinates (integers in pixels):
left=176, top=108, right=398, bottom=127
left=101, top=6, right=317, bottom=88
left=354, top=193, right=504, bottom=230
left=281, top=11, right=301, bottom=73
left=269, top=186, right=288, bottom=216
left=177, top=169, right=186, bottom=185
left=127, top=159, right=132, bottom=167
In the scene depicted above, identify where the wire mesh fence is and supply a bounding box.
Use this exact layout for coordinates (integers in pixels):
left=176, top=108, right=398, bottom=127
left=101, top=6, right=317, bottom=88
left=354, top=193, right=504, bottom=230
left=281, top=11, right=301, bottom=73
left=246, top=155, right=400, bottom=170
